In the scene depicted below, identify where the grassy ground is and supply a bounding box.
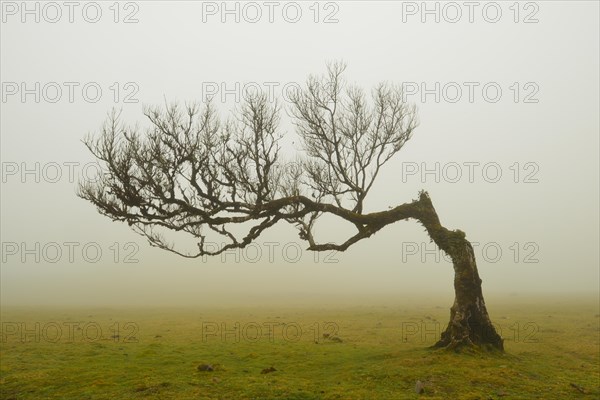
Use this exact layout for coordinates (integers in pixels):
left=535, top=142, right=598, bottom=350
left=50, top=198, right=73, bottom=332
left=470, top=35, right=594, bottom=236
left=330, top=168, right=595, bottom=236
left=1, top=297, right=598, bottom=399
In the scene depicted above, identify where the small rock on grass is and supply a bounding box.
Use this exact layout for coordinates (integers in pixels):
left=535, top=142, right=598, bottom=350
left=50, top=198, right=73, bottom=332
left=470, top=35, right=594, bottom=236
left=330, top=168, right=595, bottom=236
left=415, top=380, right=424, bottom=394
left=570, top=383, right=586, bottom=393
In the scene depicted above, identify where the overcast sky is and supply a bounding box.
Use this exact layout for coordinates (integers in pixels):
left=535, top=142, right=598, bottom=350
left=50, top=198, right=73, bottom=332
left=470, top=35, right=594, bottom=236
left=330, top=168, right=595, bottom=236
left=1, top=1, right=598, bottom=307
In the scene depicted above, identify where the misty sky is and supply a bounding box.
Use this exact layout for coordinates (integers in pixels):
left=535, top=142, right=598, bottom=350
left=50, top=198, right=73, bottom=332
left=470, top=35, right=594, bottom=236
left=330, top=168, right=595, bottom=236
left=1, top=1, right=598, bottom=306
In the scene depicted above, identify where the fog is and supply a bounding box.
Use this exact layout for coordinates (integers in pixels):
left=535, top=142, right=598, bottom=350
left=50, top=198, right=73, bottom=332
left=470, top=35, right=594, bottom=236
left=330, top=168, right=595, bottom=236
left=1, top=1, right=598, bottom=307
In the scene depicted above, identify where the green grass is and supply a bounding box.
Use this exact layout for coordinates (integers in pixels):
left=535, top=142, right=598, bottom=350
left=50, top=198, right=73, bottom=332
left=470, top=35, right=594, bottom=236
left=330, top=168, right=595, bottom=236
left=1, top=297, right=598, bottom=399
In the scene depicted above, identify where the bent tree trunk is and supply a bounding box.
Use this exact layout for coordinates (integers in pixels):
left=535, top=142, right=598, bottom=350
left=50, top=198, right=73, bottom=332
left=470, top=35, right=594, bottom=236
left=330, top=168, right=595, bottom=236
left=415, top=193, right=504, bottom=351
left=302, top=191, right=505, bottom=350
left=432, top=232, right=504, bottom=350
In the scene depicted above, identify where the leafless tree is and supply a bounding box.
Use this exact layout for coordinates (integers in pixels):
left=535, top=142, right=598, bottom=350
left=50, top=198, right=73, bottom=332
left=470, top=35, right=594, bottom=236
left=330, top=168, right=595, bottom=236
left=79, top=62, right=503, bottom=351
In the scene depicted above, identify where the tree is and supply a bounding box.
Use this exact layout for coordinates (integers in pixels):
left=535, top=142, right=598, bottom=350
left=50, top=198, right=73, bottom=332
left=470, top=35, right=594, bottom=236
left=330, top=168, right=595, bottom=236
left=79, top=62, right=504, bottom=351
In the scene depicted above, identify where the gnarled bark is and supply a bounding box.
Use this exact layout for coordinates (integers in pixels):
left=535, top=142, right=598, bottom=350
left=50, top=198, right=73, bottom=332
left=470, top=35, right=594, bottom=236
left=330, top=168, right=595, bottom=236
left=413, top=193, right=504, bottom=351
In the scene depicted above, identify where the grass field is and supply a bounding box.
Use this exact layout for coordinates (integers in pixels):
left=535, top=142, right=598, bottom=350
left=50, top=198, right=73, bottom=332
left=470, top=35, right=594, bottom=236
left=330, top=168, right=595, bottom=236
left=1, top=296, right=598, bottom=399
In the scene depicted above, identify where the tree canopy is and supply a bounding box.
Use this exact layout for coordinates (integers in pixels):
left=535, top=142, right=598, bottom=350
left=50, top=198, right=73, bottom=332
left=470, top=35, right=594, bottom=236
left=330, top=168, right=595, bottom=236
left=79, top=62, right=420, bottom=258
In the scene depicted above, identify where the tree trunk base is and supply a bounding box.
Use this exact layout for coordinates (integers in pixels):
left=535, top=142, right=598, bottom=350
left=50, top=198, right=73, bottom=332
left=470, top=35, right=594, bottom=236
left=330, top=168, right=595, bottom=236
left=432, top=300, right=504, bottom=351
